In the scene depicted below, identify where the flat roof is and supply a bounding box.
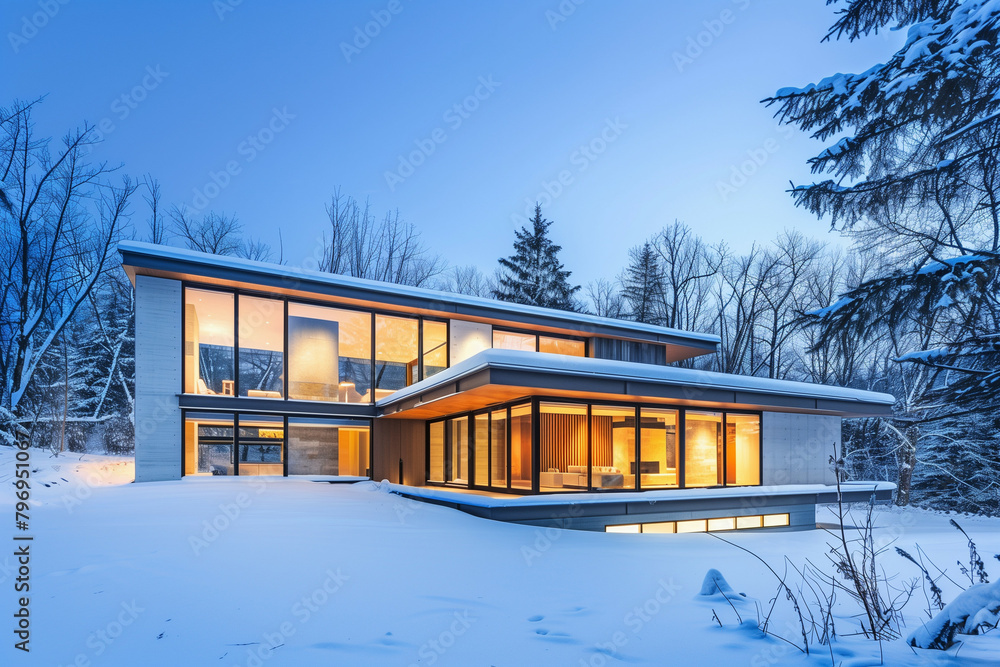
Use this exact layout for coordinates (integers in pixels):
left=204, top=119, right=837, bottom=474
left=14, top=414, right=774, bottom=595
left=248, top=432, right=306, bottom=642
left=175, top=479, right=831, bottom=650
left=119, top=241, right=719, bottom=357
left=376, top=349, right=896, bottom=418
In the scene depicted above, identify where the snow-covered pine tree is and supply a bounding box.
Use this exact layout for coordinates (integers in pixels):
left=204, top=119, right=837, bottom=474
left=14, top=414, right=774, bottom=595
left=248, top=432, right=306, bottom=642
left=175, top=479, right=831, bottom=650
left=493, top=203, right=580, bottom=310
left=621, top=242, right=664, bottom=324
left=766, top=0, right=1000, bottom=505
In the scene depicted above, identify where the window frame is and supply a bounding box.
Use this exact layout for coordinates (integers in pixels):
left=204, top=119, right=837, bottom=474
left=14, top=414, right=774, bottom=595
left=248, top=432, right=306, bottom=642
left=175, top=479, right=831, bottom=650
left=423, top=396, right=762, bottom=495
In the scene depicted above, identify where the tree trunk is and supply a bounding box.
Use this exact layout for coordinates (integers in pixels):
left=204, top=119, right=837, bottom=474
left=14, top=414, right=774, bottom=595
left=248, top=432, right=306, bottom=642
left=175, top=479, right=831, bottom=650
left=895, top=422, right=919, bottom=506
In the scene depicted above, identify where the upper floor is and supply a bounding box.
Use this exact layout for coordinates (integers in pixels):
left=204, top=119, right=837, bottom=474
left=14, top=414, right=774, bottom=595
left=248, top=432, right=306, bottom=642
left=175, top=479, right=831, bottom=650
left=120, top=241, right=721, bottom=408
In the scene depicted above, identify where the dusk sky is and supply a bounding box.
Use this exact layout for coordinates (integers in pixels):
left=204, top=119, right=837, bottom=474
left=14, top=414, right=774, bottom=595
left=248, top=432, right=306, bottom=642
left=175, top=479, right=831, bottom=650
left=6, top=0, right=905, bottom=286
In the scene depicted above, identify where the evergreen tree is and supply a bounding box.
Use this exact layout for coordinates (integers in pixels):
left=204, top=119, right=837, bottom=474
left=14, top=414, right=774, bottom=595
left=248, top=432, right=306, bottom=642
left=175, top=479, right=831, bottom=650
left=493, top=204, right=580, bottom=310
left=768, top=0, right=1000, bottom=504
left=621, top=242, right=664, bottom=324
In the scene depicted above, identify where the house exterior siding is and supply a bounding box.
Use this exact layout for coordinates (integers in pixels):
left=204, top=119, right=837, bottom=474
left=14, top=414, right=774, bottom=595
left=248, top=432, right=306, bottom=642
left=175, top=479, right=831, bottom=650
left=134, top=275, right=183, bottom=482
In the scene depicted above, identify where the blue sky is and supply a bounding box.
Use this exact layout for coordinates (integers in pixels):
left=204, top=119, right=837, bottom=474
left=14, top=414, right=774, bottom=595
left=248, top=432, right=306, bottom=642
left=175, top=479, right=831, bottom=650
left=5, top=0, right=904, bottom=286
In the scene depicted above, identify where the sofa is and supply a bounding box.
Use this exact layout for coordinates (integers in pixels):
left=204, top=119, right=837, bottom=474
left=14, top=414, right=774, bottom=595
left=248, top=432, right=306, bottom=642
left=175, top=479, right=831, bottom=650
left=540, top=465, right=624, bottom=489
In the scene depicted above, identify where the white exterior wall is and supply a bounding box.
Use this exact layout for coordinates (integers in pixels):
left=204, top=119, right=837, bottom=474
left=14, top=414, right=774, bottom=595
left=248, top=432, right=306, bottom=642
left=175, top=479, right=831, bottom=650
left=134, top=275, right=182, bottom=482
left=761, top=412, right=840, bottom=486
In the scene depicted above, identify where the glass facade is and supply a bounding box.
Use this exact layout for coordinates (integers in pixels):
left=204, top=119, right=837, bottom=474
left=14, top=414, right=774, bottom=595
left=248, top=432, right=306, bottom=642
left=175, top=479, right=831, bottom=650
left=184, top=411, right=370, bottom=477
left=640, top=408, right=679, bottom=489
left=238, top=295, right=284, bottom=398
left=184, top=289, right=234, bottom=395
left=287, top=302, right=371, bottom=403
left=427, top=400, right=761, bottom=494
left=183, top=285, right=589, bottom=406
left=287, top=417, right=370, bottom=477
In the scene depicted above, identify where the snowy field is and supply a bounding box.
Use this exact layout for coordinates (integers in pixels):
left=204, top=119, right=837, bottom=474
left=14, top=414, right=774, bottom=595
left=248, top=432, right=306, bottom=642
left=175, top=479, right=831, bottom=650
left=2, top=446, right=1000, bottom=666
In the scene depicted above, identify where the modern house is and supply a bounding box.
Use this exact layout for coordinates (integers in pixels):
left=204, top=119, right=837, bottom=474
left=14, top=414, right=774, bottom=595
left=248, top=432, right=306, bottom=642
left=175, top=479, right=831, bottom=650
left=121, top=241, right=895, bottom=533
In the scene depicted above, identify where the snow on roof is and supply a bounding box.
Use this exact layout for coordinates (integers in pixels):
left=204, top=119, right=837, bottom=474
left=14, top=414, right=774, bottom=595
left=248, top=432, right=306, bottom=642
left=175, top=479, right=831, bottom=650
left=380, top=480, right=896, bottom=509
left=118, top=240, right=720, bottom=346
left=376, top=348, right=897, bottom=408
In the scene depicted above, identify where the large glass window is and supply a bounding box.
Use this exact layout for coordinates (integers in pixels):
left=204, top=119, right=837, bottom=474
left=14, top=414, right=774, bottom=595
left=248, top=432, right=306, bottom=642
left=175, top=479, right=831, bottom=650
left=422, top=320, right=448, bottom=380
left=539, top=402, right=588, bottom=492
left=238, top=295, right=284, bottom=398
left=493, top=330, right=536, bottom=352
left=375, top=314, right=419, bottom=396
left=429, top=421, right=445, bottom=483
left=184, top=412, right=235, bottom=475
left=490, top=408, right=507, bottom=489
left=640, top=408, right=679, bottom=489
left=726, top=413, right=760, bottom=486
left=288, top=303, right=372, bottom=403
left=448, top=416, right=469, bottom=484
left=510, top=403, right=533, bottom=490
left=591, top=405, right=635, bottom=490
left=287, top=417, right=370, bottom=477
left=184, top=289, right=235, bottom=395
left=539, top=336, right=585, bottom=357
left=474, top=413, right=489, bottom=487
left=685, top=411, right=723, bottom=487
left=237, top=414, right=284, bottom=476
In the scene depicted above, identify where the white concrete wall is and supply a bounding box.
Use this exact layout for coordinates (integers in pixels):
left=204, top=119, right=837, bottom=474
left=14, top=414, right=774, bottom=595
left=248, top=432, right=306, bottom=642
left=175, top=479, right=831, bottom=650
left=761, top=412, right=840, bottom=486
left=134, top=275, right=182, bottom=482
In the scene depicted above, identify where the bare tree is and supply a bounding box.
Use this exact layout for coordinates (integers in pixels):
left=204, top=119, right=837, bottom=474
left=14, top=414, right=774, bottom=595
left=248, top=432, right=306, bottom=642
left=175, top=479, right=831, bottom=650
left=585, top=278, right=625, bottom=319
left=169, top=206, right=271, bottom=260
left=438, top=265, right=493, bottom=297
left=0, top=100, right=135, bottom=441
left=320, top=188, right=443, bottom=287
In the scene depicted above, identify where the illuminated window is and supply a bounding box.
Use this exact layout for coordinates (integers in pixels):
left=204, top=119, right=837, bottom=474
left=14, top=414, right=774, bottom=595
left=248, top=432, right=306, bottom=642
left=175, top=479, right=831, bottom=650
left=474, top=413, right=489, bottom=487
left=288, top=302, right=371, bottom=403
left=641, top=522, right=676, bottom=534
left=184, top=412, right=234, bottom=476
left=510, top=403, right=533, bottom=490
left=591, top=405, right=635, bottom=490
left=375, top=314, right=418, bottom=395
left=422, top=320, right=448, bottom=380
left=237, top=414, right=284, bottom=476
left=707, top=517, right=736, bottom=532
left=539, top=336, right=585, bottom=357
left=685, top=411, right=723, bottom=487
left=493, top=329, right=536, bottom=352
left=606, top=524, right=640, bottom=533
left=491, top=409, right=507, bottom=489
left=238, top=296, right=284, bottom=398
left=428, top=421, right=445, bottom=483
left=676, top=519, right=707, bottom=533
left=726, top=413, right=760, bottom=486
left=448, top=416, right=469, bottom=484
left=287, top=417, right=369, bottom=477
left=184, top=288, right=234, bottom=395
left=736, top=515, right=763, bottom=529
left=640, top=408, right=679, bottom=489
left=763, top=514, right=790, bottom=527
left=539, top=402, right=588, bottom=492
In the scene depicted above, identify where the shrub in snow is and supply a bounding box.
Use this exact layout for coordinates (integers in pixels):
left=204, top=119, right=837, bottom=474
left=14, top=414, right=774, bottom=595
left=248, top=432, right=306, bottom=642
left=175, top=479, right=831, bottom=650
left=102, top=415, right=134, bottom=455
left=907, top=581, right=1000, bottom=649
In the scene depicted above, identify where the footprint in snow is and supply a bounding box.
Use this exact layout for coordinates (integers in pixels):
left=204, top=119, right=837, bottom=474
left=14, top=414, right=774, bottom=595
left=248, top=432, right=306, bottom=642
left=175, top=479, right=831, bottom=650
left=528, top=615, right=544, bottom=622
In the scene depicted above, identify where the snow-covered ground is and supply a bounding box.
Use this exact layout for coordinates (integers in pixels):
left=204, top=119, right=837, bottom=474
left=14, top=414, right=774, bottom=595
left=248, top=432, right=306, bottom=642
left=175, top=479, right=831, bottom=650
left=2, top=445, right=999, bottom=666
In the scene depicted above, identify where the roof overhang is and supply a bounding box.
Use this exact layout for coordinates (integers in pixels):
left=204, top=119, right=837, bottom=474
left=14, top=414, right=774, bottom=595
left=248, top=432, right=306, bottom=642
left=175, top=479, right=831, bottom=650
left=119, top=241, right=718, bottom=361
left=377, top=349, right=896, bottom=419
